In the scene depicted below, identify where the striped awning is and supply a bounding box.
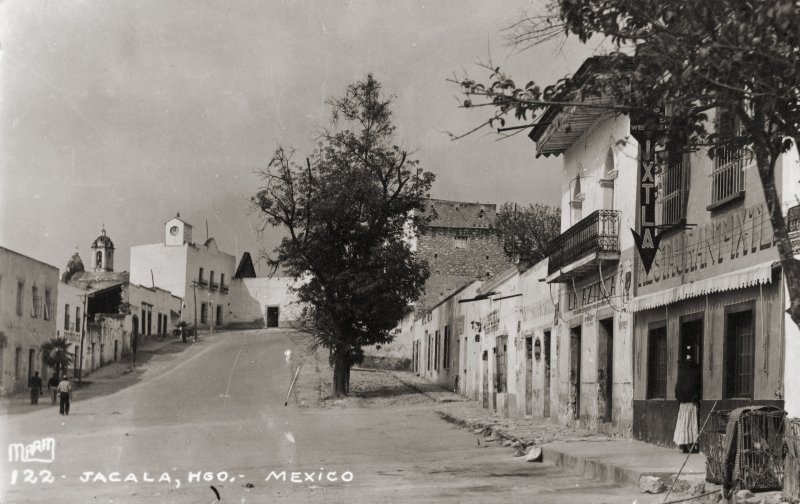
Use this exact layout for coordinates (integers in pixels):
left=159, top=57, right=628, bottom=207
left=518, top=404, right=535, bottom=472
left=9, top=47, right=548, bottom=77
left=627, top=261, right=777, bottom=312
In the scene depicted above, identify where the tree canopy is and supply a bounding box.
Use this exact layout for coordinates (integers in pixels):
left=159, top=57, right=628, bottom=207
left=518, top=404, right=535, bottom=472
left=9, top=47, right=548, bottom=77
left=454, top=0, right=800, bottom=323
left=253, top=75, right=435, bottom=397
left=41, top=337, right=73, bottom=378
left=496, top=202, right=561, bottom=265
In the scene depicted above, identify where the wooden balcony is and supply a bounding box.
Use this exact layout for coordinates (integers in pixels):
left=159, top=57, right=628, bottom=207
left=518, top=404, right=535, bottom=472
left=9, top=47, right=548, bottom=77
left=546, top=210, right=621, bottom=283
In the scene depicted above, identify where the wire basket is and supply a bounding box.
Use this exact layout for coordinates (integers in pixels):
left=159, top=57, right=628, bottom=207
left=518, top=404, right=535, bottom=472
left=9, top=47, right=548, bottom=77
left=701, top=408, right=786, bottom=491
left=700, top=410, right=729, bottom=485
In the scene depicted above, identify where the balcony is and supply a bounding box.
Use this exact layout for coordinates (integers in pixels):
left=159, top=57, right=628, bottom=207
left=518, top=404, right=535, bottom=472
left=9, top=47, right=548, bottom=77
left=210, top=282, right=219, bottom=291
left=707, top=147, right=750, bottom=210
left=220, top=284, right=229, bottom=294
left=546, top=209, right=621, bottom=282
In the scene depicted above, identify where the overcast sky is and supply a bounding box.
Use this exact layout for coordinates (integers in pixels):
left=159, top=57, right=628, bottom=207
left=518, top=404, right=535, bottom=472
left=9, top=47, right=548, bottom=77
left=0, top=0, right=596, bottom=275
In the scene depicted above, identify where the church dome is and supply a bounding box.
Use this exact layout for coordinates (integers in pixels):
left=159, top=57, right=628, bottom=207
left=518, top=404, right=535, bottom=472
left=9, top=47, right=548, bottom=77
left=92, top=228, right=115, bottom=250
left=62, top=252, right=85, bottom=282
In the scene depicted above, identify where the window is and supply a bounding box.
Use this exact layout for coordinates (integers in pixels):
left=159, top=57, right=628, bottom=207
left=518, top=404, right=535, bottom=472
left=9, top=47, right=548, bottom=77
left=454, top=236, right=468, bottom=250
left=15, top=347, right=21, bottom=379
left=16, top=281, right=24, bottom=316
left=426, top=331, right=432, bottom=371
left=659, top=152, right=688, bottom=228
left=44, top=289, right=51, bottom=320
left=200, top=302, right=208, bottom=324
left=210, top=271, right=216, bottom=290
left=64, top=304, right=71, bottom=331
left=31, top=285, right=39, bottom=318
left=75, top=306, right=81, bottom=333
left=647, top=323, right=668, bottom=399
left=220, top=273, right=226, bottom=290
left=198, top=267, right=205, bottom=286
left=725, top=304, right=755, bottom=398
left=434, top=330, right=440, bottom=370
left=443, top=325, right=451, bottom=369
left=709, top=109, right=749, bottom=208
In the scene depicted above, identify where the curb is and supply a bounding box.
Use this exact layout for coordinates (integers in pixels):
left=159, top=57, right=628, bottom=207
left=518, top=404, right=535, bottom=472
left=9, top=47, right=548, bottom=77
left=436, top=408, right=706, bottom=491
left=389, top=372, right=468, bottom=404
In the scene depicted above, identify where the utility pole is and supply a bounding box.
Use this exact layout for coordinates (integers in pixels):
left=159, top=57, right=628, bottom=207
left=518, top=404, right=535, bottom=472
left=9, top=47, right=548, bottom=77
left=191, top=280, right=199, bottom=339
left=78, top=294, right=88, bottom=384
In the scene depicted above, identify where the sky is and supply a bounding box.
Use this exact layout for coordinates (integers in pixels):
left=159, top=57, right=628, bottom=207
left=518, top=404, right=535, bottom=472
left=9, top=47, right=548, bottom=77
left=0, top=0, right=597, bottom=275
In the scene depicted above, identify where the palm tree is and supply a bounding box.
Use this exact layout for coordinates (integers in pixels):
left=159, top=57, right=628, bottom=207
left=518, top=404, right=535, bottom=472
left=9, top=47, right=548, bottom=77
left=41, top=337, right=73, bottom=378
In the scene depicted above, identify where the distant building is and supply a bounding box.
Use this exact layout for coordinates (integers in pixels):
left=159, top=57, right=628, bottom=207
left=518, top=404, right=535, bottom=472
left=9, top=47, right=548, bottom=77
left=57, top=228, right=181, bottom=377
left=0, top=247, right=59, bottom=396
left=229, top=255, right=305, bottom=329
left=130, top=214, right=235, bottom=329
left=362, top=198, right=510, bottom=370
left=415, top=199, right=508, bottom=279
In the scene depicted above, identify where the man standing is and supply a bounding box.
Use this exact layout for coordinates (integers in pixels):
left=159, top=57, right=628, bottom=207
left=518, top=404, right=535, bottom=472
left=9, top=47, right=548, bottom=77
left=57, top=375, right=72, bottom=416
left=29, top=371, right=43, bottom=405
left=47, top=374, right=59, bottom=404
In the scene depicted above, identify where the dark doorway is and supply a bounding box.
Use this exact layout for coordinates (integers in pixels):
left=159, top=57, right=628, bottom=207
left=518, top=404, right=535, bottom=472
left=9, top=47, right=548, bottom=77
left=482, top=350, right=489, bottom=408
left=28, top=349, right=35, bottom=383
left=680, top=316, right=704, bottom=397
left=114, top=340, right=119, bottom=361
left=599, top=318, right=614, bottom=423
left=495, top=336, right=508, bottom=393
left=543, top=330, right=551, bottom=418
left=526, top=336, right=533, bottom=415
left=90, top=343, right=96, bottom=371
left=266, top=306, right=279, bottom=328
left=570, top=325, right=582, bottom=421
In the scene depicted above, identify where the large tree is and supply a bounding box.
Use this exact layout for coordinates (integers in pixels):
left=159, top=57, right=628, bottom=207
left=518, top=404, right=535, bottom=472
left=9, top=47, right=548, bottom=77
left=253, top=75, right=435, bottom=397
left=496, top=202, right=561, bottom=265
left=454, top=0, right=800, bottom=324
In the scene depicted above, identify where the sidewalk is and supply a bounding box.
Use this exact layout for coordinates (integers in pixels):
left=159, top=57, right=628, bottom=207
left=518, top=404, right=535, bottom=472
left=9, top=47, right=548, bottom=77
left=435, top=401, right=717, bottom=497
left=0, top=335, right=198, bottom=415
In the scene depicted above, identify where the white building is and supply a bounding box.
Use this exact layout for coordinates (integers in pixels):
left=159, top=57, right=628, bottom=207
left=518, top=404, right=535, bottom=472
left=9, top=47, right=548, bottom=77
left=0, top=247, right=59, bottom=395
left=130, top=214, right=235, bottom=329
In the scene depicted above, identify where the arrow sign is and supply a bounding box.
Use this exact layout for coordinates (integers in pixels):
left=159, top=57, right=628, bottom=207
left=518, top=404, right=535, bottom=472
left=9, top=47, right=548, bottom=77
left=630, top=114, right=665, bottom=275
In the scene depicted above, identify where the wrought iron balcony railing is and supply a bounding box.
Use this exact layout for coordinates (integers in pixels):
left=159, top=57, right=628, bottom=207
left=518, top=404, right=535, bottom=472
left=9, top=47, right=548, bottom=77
left=547, top=209, right=621, bottom=276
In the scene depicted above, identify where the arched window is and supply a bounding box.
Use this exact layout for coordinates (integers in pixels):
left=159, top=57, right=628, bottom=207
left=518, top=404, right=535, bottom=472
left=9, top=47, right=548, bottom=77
left=96, top=251, right=103, bottom=269
left=600, top=147, right=617, bottom=210
left=570, top=174, right=584, bottom=224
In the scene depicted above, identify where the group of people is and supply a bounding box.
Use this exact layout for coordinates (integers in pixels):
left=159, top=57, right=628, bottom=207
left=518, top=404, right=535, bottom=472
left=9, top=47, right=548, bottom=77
left=28, top=371, right=73, bottom=415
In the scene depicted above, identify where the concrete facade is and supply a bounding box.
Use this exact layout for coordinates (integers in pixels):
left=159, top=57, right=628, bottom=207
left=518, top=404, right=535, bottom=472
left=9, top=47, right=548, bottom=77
left=0, top=247, right=59, bottom=396
left=228, top=276, right=305, bottom=328
left=130, top=215, right=235, bottom=329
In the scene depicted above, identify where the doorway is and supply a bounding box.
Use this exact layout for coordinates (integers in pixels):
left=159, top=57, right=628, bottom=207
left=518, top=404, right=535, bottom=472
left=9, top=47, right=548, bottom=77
left=266, top=306, right=279, bottom=328
left=680, top=315, right=704, bottom=397
left=495, top=336, right=508, bottom=393
left=481, top=350, right=489, bottom=408
left=28, top=349, right=35, bottom=383
left=525, top=336, right=533, bottom=416
left=114, top=340, right=119, bottom=361
left=543, top=330, right=552, bottom=418
left=570, top=325, right=582, bottom=421
left=90, top=343, right=96, bottom=371
left=599, top=317, right=614, bottom=423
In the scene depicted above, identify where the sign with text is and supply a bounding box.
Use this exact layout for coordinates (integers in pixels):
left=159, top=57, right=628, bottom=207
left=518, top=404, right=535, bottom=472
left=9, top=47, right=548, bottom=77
left=630, top=108, right=667, bottom=275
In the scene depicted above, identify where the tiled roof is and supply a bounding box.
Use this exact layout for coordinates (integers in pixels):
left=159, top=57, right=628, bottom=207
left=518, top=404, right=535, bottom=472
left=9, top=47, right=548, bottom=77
left=424, top=199, right=496, bottom=230
left=67, top=271, right=129, bottom=292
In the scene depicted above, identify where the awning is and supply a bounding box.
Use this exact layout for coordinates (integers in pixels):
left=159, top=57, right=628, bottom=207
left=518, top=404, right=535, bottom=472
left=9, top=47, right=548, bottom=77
left=627, top=261, right=777, bottom=313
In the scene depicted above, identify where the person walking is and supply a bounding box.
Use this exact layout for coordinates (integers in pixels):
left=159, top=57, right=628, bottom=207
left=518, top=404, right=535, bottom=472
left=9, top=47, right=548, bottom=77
left=674, top=353, right=701, bottom=453
left=47, top=374, right=59, bottom=405
left=29, top=371, right=43, bottom=405
left=57, top=375, right=72, bottom=416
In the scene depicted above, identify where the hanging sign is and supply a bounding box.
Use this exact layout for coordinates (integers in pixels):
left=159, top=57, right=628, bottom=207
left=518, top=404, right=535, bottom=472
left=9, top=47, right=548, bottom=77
left=630, top=106, right=666, bottom=274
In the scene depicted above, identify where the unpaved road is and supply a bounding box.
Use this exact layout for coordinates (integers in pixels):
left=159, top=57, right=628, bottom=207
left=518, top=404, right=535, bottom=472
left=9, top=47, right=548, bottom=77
left=1, top=329, right=657, bottom=503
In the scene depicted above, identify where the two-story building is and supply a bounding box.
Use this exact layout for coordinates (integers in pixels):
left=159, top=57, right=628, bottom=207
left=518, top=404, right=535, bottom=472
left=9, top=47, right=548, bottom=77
left=527, top=57, right=639, bottom=436
left=0, top=247, right=59, bottom=395
left=130, top=214, right=235, bottom=329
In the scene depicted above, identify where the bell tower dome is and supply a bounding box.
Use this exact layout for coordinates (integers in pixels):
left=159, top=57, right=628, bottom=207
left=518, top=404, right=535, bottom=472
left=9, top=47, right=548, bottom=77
left=91, top=226, right=115, bottom=272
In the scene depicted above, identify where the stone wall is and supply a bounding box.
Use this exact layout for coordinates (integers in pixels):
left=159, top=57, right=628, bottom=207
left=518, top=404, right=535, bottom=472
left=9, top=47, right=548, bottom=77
left=417, top=227, right=508, bottom=279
